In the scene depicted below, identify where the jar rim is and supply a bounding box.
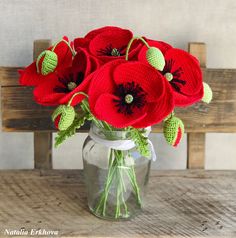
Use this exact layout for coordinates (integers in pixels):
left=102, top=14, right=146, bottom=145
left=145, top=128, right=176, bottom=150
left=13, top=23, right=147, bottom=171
left=91, top=122, right=131, bottom=141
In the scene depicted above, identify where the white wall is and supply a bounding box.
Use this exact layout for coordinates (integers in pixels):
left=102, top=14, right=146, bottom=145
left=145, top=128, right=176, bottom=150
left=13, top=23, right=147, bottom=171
left=0, top=0, right=235, bottom=169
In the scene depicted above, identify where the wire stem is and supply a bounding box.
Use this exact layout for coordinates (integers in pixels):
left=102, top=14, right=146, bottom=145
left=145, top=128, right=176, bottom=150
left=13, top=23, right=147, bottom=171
left=125, top=36, right=150, bottom=61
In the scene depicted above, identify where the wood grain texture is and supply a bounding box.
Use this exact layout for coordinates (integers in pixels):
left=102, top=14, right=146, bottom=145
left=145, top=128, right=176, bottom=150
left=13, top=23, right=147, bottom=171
left=1, top=68, right=236, bottom=132
left=34, top=132, right=52, bottom=169
left=33, top=40, right=52, bottom=169
left=187, top=133, right=206, bottom=169
left=187, top=43, right=207, bottom=169
left=0, top=170, right=235, bottom=237
left=0, top=66, right=22, bottom=86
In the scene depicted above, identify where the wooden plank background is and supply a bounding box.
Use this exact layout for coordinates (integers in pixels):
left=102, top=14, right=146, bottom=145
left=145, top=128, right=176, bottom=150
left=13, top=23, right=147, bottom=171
left=1, top=67, right=236, bottom=132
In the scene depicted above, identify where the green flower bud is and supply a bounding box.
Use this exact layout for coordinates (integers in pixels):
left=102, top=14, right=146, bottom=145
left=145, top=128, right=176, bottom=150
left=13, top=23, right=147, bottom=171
left=52, top=105, right=75, bottom=131
left=163, top=116, right=184, bottom=147
left=146, top=47, right=165, bottom=71
left=202, top=82, right=213, bottom=104
left=36, top=50, right=58, bottom=75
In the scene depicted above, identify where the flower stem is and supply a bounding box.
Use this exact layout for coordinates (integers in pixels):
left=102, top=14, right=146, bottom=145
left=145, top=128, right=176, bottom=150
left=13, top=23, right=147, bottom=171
left=125, top=36, right=150, bottom=61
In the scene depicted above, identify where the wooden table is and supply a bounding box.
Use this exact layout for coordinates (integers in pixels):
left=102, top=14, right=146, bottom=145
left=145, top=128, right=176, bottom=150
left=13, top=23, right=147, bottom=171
left=0, top=170, right=236, bottom=237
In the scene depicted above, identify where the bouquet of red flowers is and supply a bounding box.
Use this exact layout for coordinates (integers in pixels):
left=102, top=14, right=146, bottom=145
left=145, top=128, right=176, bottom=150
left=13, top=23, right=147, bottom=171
left=19, top=26, right=212, bottom=220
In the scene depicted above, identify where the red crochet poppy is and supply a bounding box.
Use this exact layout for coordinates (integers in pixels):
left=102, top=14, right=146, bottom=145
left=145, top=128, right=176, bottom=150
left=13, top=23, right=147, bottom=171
left=19, top=36, right=73, bottom=87
left=74, top=26, right=142, bottom=63
left=88, top=60, right=174, bottom=128
left=161, top=48, right=203, bottom=106
left=33, top=48, right=99, bottom=106
left=138, top=39, right=172, bottom=63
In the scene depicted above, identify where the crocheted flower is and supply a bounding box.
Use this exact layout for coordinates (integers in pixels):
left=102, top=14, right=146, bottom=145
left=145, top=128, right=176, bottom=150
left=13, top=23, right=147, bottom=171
left=33, top=48, right=98, bottom=106
left=74, top=26, right=142, bottom=63
left=88, top=60, right=174, bottom=128
left=161, top=49, right=203, bottom=106
left=19, top=36, right=73, bottom=87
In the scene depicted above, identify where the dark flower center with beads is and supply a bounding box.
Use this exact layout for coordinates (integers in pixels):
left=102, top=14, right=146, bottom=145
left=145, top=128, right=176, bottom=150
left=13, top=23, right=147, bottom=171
left=97, top=44, right=126, bottom=56
left=113, top=82, right=147, bottom=115
left=162, top=59, right=186, bottom=93
left=54, top=72, right=84, bottom=93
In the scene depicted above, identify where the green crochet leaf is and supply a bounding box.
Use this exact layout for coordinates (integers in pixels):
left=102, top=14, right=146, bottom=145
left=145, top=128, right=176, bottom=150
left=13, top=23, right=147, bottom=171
left=54, top=113, right=91, bottom=148
left=129, top=128, right=151, bottom=158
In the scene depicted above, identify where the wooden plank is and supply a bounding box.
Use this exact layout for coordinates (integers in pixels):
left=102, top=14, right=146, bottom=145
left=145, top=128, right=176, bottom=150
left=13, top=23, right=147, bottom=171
left=187, top=133, right=205, bottom=169
left=34, top=132, right=52, bottom=169
left=33, top=39, right=52, bottom=170
left=0, top=170, right=236, bottom=237
left=1, top=68, right=236, bottom=132
left=187, top=42, right=207, bottom=169
left=188, top=42, right=206, bottom=67
left=0, top=66, right=22, bottom=86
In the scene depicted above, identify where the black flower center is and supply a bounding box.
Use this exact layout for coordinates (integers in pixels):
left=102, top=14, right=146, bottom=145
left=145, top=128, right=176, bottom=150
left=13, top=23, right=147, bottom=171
left=54, top=72, right=84, bottom=93
left=97, top=44, right=126, bottom=56
left=113, top=82, right=147, bottom=115
left=162, top=59, right=186, bottom=93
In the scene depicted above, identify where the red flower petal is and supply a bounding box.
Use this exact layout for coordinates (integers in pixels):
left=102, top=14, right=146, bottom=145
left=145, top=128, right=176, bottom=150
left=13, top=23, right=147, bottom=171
left=60, top=72, right=94, bottom=106
left=19, top=62, right=54, bottom=86
left=34, top=66, right=93, bottom=106
left=173, top=127, right=182, bottom=147
left=89, top=29, right=132, bottom=60
left=113, top=61, right=166, bottom=102
left=72, top=48, right=100, bottom=77
left=94, top=93, right=147, bottom=128
left=74, top=38, right=90, bottom=51
left=33, top=74, right=63, bottom=105
left=89, top=60, right=123, bottom=110
left=74, top=26, right=130, bottom=52
left=173, top=86, right=204, bottom=107
left=132, top=81, right=174, bottom=128
left=164, top=48, right=203, bottom=106
left=54, top=36, right=73, bottom=70
left=85, top=26, right=124, bottom=39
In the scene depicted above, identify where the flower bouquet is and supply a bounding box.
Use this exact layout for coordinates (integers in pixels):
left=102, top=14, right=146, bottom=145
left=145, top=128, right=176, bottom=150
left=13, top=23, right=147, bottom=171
left=19, top=26, right=212, bottom=220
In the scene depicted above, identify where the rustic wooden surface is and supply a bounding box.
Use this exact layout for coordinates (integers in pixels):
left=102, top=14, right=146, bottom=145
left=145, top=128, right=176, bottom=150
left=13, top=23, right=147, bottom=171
left=1, top=67, right=236, bottom=133
left=33, top=40, right=53, bottom=170
left=187, top=133, right=206, bottom=169
left=187, top=43, right=206, bottom=169
left=0, top=170, right=235, bottom=237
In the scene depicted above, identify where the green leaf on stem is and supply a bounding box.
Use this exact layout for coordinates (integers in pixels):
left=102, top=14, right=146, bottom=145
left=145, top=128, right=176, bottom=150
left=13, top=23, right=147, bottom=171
left=129, top=128, right=151, bottom=158
left=55, top=112, right=91, bottom=147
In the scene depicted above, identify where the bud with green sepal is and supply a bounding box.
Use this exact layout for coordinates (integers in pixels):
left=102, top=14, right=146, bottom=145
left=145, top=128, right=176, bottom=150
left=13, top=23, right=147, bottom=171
left=52, top=105, right=75, bottom=131
left=36, top=50, right=58, bottom=75
left=202, top=82, right=213, bottom=104
left=163, top=115, right=184, bottom=147
left=146, top=47, right=165, bottom=71
left=125, top=36, right=165, bottom=71
left=36, top=38, right=75, bottom=76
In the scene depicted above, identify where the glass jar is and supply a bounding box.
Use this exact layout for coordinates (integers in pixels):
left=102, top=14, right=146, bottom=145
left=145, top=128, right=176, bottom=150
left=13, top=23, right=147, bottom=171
left=82, top=123, right=151, bottom=220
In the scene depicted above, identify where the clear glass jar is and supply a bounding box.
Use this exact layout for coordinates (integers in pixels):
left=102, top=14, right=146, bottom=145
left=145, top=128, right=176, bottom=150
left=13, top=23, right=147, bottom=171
left=82, top=123, right=151, bottom=220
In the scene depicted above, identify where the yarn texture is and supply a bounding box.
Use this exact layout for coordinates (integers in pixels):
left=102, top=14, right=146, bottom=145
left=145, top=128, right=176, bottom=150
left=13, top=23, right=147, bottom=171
left=36, top=50, right=58, bottom=75
left=163, top=116, right=184, bottom=147
left=146, top=47, right=165, bottom=71
left=202, top=82, right=213, bottom=103
left=52, top=105, right=75, bottom=131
